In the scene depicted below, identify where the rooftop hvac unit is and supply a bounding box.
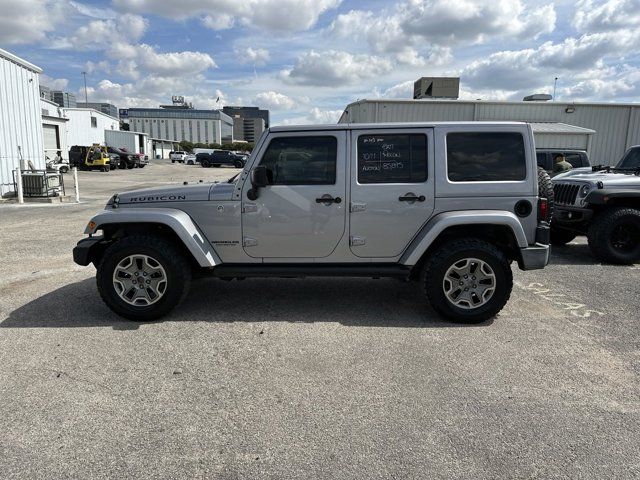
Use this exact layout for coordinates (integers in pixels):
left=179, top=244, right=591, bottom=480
left=413, top=77, right=460, bottom=99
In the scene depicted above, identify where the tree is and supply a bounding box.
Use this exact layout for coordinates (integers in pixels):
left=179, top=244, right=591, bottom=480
left=179, top=140, right=194, bottom=152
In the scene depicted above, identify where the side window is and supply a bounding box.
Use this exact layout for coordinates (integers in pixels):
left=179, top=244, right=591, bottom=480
left=90, top=117, right=97, bottom=128
left=260, top=136, right=337, bottom=185
left=565, top=153, right=582, bottom=168
left=536, top=152, right=547, bottom=167
left=447, top=132, right=526, bottom=182
left=357, top=134, right=427, bottom=184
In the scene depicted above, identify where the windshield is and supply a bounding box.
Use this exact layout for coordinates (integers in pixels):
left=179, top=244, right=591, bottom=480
left=617, top=147, right=640, bottom=169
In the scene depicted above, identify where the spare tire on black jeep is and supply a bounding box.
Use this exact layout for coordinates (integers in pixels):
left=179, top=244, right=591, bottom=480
left=537, top=166, right=554, bottom=219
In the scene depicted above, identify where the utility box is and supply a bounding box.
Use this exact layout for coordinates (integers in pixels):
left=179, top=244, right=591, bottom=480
left=413, top=77, right=460, bottom=99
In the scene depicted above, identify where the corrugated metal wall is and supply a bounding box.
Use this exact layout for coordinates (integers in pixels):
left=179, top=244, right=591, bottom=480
left=342, top=100, right=640, bottom=166
left=0, top=52, right=44, bottom=196
left=65, top=109, right=119, bottom=147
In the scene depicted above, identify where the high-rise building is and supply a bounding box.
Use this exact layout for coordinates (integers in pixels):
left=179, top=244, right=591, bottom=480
left=77, top=102, right=118, bottom=118
left=222, top=106, right=269, bottom=142
left=50, top=90, right=77, bottom=108
left=126, top=107, right=234, bottom=144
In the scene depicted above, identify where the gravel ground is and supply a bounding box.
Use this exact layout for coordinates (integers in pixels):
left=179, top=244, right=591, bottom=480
left=0, top=159, right=638, bottom=479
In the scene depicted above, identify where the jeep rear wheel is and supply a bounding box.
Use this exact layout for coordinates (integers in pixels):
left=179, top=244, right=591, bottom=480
left=587, top=207, right=640, bottom=264
left=550, top=226, right=577, bottom=246
left=96, top=235, right=191, bottom=321
left=201, top=159, right=211, bottom=168
left=421, top=239, right=513, bottom=323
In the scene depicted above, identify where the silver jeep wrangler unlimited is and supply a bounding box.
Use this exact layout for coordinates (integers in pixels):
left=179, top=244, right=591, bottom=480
left=74, top=122, right=551, bottom=323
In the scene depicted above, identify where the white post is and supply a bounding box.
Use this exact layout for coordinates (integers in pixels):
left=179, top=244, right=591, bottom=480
left=73, top=167, right=80, bottom=203
left=15, top=167, right=24, bottom=204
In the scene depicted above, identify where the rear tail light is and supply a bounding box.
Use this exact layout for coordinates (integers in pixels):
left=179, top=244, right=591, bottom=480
left=538, top=198, right=549, bottom=222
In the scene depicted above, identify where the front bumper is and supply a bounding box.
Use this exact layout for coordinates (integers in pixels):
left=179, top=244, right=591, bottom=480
left=554, top=206, right=594, bottom=224
left=518, top=243, right=550, bottom=271
left=73, top=236, right=108, bottom=266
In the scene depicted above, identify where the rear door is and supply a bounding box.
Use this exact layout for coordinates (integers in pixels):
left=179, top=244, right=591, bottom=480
left=349, top=128, right=435, bottom=257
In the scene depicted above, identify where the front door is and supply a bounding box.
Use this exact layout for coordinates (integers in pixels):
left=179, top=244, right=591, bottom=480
left=349, top=128, right=435, bottom=257
left=242, top=131, right=347, bottom=258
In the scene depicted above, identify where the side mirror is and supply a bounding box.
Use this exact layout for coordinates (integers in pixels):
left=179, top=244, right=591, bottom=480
left=250, top=166, right=269, bottom=188
left=247, top=166, right=269, bottom=200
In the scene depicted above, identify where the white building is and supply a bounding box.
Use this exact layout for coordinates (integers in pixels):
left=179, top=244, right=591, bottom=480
left=65, top=108, right=119, bottom=148
left=41, top=97, right=69, bottom=161
left=0, top=48, right=44, bottom=196
left=105, top=130, right=152, bottom=158
left=125, top=108, right=234, bottom=144
left=340, top=99, right=640, bottom=165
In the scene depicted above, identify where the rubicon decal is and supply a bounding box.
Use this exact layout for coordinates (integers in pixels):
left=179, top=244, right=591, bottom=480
left=129, top=195, right=187, bottom=202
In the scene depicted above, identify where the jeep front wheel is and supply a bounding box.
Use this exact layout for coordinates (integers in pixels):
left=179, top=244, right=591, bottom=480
left=587, top=207, right=640, bottom=264
left=421, top=239, right=513, bottom=323
left=96, top=235, right=191, bottom=321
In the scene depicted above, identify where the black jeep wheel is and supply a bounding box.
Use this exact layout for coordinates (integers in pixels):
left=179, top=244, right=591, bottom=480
left=234, top=160, right=243, bottom=168
left=550, top=226, right=577, bottom=246
left=96, top=235, right=192, bottom=321
left=587, top=207, right=640, bottom=264
left=538, top=167, right=554, bottom=219
left=201, top=159, right=211, bottom=168
left=421, top=239, right=513, bottom=323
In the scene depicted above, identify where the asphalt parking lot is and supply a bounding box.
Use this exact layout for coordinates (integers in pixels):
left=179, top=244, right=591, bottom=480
left=0, top=159, right=638, bottom=479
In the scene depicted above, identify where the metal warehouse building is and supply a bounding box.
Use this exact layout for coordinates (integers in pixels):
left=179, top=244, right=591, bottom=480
left=0, top=48, right=44, bottom=196
left=339, top=99, right=640, bottom=165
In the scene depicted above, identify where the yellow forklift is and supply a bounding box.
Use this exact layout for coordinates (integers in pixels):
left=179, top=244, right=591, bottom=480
left=69, top=144, right=116, bottom=172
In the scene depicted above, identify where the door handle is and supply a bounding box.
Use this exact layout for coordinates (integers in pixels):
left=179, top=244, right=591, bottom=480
left=399, top=193, right=426, bottom=202
left=315, top=194, right=342, bottom=205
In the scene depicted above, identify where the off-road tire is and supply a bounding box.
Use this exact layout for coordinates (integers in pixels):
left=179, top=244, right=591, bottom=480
left=538, top=166, right=554, bottom=219
left=587, top=207, right=640, bottom=264
left=96, top=235, right=192, bottom=321
left=421, top=239, right=513, bottom=323
left=550, top=226, right=577, bottom=246
left=201, top=159, right=211, bottom=168
left=234, top=160, right=243, bottom=168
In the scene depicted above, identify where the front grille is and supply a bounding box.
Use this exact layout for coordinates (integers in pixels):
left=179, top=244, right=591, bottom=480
left=553, top=183, right=580, bottom=206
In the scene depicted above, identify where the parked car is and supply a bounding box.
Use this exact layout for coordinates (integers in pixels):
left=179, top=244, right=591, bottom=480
left=74, top=122, right=550, bottom=323
left=185, top=154, right=198, bottom=165
left=197, top=150, right=246, bottom=168
left=536, top=148, right=590, bottom=174
left=170, top=151, right=188, bottom=163
left=551, top=145, right=640, bottom=264
left=107, top=147, right=138, bottom=169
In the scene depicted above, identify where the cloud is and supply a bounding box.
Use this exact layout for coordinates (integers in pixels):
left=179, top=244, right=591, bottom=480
left=462, top=31, right=640, bottom=92
left=113, top=0, right=341, bottom=32
left=57, top=14, right=149, bottom=50
left=103, top=42, right=216, bottom=80
left=202, top=14, right=234, bottom=30
left=40, top=74, right=69, bottom=91
left=238, top=47, right=270, bottom=66
left=281, top=50, right=393, bottom=87
left=575, top=0, right=640, bottom=32
left=0, top=0, right=66, bottom=44
left=254, top=91, right=296, bottom=110
left=401, top=0, right=556, bottom=44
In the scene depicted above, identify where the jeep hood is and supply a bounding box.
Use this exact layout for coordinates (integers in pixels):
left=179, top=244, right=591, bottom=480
left=112, top=182, right=235, bottom=205
left=552, top=171, right=640, bottom=189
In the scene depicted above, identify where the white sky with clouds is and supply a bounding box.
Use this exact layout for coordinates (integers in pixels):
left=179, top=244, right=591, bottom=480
left=2, top=0, right=639, bottom=125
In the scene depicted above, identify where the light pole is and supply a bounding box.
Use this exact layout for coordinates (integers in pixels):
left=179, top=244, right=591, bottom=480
left=553, top=77, right=558, bottom=101
left=82, top=71, right=88, bottom=103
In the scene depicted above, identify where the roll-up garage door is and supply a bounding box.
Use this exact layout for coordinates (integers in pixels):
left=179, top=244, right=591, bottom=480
left=43, top=124, right=59, bottom=152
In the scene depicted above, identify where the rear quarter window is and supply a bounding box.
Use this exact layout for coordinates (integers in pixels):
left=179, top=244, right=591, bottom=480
left=447, top=132, right=527, bottom=182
